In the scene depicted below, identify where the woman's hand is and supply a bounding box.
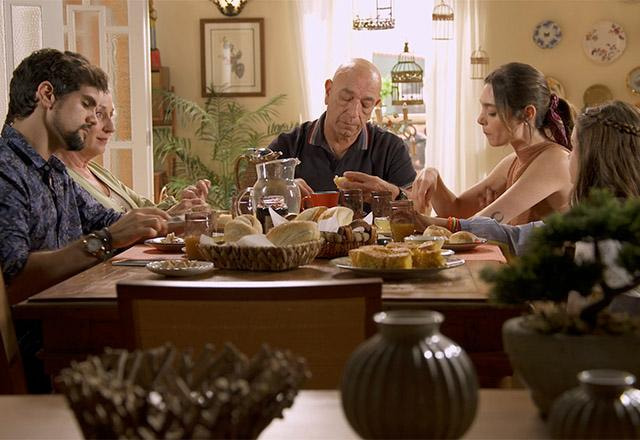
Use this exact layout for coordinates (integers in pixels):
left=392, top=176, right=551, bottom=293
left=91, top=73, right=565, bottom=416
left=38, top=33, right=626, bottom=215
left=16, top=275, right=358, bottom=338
left=180, top=179, right=211, bottom=201
left=410, top=167, right=439, bottom=213
left=166, top=198, right=206, bottom=216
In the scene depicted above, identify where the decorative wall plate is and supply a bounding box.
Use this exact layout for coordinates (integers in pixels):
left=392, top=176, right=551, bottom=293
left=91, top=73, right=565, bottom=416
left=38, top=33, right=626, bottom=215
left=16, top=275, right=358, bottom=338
left=583, top=84, right=613, bottom=108
left=546, top=76, right=566, bottom=98
left=583, top=21, right=626, bottom=64
left=627, top=66, right=640, bottom=95
left=533, top=20, right=562, bottom=49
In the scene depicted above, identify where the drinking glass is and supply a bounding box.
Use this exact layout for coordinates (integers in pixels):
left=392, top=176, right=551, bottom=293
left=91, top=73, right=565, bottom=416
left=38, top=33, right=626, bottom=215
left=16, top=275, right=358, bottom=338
left=340, top=189, right=364, bottom=219
left=390, top=200, right=416, bottom=242
left=184, top=206, right=214, bottom=259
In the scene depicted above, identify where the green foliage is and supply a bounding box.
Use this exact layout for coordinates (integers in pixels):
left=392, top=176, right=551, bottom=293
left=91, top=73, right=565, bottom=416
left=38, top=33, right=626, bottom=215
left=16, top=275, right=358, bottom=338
left=380, top=76, right=393, bottom=100
left=153, top=87, right=296, bottom=210
left=482, top=189, right=640, bottom=329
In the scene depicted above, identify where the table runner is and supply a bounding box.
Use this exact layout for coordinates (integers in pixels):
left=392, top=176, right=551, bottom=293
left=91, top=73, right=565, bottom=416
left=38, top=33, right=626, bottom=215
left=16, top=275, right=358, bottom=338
left=111, top=244, right=184, bottom=261
left=455, top=244, right=506, bottom=263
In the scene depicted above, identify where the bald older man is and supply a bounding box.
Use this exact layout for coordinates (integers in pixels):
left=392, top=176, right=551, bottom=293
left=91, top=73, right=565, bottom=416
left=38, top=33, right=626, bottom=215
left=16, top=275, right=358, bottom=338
left=269, top=59, right=416, bottom=201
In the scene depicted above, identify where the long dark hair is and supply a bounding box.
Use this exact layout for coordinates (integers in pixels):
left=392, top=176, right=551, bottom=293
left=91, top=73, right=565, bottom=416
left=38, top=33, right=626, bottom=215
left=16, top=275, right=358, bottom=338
left=485, top=62, right=574, bottom=150
left=6, top=49, right=109, bottom=125
left=573, top=101, right=640, bottom=204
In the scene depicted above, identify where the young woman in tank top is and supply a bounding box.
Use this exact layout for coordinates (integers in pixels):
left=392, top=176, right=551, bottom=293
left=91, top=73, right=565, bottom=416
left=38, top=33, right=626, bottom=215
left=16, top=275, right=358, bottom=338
left=410, top=62, right=574, bottom=225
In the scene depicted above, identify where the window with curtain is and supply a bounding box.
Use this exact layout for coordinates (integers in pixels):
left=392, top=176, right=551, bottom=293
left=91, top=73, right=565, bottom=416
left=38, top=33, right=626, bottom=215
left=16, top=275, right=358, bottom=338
left=291, top=0, right=488, bottom=195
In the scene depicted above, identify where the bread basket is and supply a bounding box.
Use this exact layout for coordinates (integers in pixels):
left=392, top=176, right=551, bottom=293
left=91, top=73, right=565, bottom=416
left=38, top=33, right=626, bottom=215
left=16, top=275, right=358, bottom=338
left=199, top=239, right=324, bottom=271
left=317, top=220, right=378, bottom=259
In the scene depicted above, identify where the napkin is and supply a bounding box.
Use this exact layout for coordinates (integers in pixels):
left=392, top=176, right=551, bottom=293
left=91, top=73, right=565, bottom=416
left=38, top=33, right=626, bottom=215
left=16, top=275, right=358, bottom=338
left=269, top=207, right=289, bottom=227
left=235, top=234, right=275, bottom=248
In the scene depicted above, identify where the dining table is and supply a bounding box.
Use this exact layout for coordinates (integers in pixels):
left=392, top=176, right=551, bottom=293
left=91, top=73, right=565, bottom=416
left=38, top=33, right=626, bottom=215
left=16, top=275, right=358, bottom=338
left=12, top=243, right=522, bottom=386
left=0, top=390, right=549, bottom=439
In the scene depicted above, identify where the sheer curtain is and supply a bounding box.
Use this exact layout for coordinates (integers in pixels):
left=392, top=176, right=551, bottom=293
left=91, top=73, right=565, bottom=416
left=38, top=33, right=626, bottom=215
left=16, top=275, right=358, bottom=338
left=290, top=0, right=486, bottom=194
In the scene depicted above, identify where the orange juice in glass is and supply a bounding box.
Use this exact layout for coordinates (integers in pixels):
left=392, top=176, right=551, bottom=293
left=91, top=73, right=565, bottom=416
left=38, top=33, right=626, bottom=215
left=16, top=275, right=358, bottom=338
left=184, top=207, right=213, bottom=259
left=390, top=200, right=416, bottom=242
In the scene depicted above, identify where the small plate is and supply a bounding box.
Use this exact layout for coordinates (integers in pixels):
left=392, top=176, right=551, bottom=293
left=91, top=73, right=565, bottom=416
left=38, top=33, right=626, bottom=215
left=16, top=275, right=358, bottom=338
left=442, top=239, right=488, bottom=252
left=583, top=21, right=626, bottom=64
left=331, top=256, right=465, bottom=280
left=146, top=260, right=214, bottom=277
left=627, top=66, right=640, bottom=95
left=533, top=20, right=562, bottom=49
left=144, top=237, right=185, bottom=253
left=583, top=84, right=613, bottom=109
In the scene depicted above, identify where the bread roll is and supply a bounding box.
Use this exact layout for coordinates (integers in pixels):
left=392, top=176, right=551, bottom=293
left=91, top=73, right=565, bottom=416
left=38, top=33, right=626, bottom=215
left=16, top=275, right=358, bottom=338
left=423, top=224, right=452, bottom=239
left=224, top=220, right=259, bottom=243
left=266, top=221, right=320, bottom=246
left=449, top=230, right=478, bottom=244
left=319, top=206, right=354, bottom=226
left=235, top=214, right=262, bottom=234
left=296, top=206, right=327, bottom=222
left=334, top=175, right=348, bottom=188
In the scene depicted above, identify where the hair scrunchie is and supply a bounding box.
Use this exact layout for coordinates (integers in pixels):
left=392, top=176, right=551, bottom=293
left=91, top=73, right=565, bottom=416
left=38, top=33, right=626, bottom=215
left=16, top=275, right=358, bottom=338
left=544, top=94, right=569, bottom=148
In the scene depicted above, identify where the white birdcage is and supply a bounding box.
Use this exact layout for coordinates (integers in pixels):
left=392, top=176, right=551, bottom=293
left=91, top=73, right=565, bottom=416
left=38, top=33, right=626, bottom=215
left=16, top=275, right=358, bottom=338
left=432, top=0, right=454, bottom=40
left=470, top=47, right=490, bottom=80
left=352, top=0, right=395, bottom=31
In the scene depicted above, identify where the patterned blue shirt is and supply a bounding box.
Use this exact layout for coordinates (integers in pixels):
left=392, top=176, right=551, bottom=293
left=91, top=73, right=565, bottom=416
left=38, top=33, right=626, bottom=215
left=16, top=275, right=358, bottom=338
left=0, top=125, right=122, bottom=283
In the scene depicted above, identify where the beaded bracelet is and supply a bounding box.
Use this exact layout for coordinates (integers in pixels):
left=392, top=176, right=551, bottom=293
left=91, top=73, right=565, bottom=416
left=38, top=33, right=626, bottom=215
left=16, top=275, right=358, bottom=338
left=447, top=216, right=462, bottom=233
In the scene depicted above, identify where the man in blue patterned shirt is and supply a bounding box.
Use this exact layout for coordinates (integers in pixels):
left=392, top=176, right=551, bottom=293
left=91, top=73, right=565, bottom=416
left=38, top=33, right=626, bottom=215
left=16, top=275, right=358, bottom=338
left=0, top=49, right=170, bottom=305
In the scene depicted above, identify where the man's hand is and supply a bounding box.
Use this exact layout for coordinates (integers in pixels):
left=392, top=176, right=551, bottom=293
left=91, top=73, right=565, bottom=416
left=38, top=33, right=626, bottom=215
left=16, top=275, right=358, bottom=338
left=340, top=171, right=400, bottom=202
left=108, top=207, right=170, bottom=248
left=295, top=178, right=314, bottom=198
left=409, top=167, right=438, bottom=213
left=180, top=179, right=211, bottom=201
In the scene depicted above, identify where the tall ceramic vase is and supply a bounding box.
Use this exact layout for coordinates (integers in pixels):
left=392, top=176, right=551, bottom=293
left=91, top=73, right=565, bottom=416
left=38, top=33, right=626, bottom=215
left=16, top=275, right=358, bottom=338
left=341, top=310, right=478, bottom=439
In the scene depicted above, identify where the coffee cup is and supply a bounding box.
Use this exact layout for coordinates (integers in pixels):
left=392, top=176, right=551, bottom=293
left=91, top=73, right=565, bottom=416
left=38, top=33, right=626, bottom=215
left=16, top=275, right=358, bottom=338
left=302, top=191, right=339, bottom=209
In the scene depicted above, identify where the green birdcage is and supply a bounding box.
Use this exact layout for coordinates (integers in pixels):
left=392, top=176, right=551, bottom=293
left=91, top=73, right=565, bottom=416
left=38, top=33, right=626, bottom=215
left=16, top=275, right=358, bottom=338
left=391, top=42, right=423, bottom=106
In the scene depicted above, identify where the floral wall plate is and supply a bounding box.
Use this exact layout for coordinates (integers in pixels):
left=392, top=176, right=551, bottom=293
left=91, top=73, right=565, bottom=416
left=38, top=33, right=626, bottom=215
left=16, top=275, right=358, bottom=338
left=533, top=20, right=562, bottom=49
left=583, top=21, right=626, bottom=64
left=627, top=66, right=640, bottom=95
left=583, top=84, right=613, bottom=109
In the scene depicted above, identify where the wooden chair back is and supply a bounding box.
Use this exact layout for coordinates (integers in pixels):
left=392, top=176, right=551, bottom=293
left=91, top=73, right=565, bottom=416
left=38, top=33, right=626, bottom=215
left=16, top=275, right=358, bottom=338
left=0, top=271, right=27, bottom=393
left=117, top=278, right=382, bottom=389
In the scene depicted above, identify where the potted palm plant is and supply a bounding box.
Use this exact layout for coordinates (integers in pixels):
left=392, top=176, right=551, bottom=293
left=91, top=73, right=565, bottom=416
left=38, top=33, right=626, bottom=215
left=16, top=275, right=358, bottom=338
left=153, top=87, right=295, bottom=210
left=482, top=189, right=640, bottom=416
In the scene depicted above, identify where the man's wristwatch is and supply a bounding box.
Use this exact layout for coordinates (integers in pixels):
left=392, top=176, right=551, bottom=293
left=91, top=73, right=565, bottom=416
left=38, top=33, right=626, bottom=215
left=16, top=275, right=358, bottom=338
left=83, top=228, right=113, bottom=261
left=395, top=186, right=409, bottom=200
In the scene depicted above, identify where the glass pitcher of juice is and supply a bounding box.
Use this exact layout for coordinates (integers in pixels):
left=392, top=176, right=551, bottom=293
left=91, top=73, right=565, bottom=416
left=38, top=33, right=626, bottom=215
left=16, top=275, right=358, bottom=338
left=390, top=200, right=416, bottom=242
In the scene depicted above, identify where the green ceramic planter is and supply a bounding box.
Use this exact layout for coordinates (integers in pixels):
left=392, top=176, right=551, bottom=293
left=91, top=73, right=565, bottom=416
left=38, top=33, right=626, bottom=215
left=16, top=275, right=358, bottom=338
left=503, top=317, right=640, bottom=416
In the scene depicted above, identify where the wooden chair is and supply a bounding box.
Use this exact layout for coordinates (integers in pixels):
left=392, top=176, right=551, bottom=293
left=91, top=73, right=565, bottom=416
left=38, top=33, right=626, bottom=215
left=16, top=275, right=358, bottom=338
left=117, top=278, right=383, bottom=389
left=0, top=271, right=27, bottom=393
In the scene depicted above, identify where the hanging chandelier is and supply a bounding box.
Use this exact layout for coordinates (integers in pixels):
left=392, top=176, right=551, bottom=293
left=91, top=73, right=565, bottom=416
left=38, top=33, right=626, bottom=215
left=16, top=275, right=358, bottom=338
left=352, top=0, right=395, bottom=31
left=432, top=0, right=454, bottom=40
left=391, top=42, right=424, bottom=106
left=209, top=0, right=248, bottom=17
left=470, top=47, right=490, bottom=80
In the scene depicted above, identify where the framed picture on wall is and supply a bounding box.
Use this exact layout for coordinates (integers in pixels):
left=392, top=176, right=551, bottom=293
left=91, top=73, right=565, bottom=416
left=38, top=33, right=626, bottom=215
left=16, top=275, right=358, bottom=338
left=200, top=18, right=265, bottom=97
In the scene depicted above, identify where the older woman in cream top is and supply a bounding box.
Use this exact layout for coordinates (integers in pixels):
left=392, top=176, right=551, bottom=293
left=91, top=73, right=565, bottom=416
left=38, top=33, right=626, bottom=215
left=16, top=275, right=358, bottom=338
left=58, top=92, right=209, bottom=214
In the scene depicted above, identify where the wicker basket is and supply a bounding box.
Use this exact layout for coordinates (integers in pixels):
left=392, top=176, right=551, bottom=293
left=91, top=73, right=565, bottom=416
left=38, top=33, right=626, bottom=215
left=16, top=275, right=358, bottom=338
left=199, top=239, right=324, bottom=271
left=317, top=222, right=378, bottom=259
